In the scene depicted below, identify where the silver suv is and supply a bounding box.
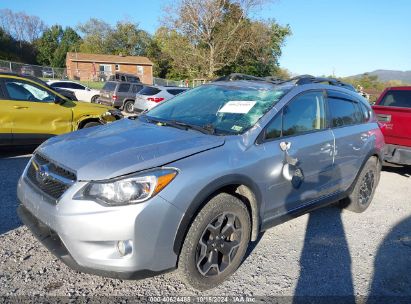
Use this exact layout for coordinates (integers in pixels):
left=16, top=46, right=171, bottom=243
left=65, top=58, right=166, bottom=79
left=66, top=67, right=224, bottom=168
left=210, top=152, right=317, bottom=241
left=17, top=74, right=384, bottom=290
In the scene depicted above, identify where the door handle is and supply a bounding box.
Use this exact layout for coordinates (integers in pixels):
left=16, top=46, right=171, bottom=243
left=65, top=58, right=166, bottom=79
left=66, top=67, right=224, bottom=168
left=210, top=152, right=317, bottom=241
left=13, top=106, right=29, bottom=109
left=320, top=143, right=333, bottom=151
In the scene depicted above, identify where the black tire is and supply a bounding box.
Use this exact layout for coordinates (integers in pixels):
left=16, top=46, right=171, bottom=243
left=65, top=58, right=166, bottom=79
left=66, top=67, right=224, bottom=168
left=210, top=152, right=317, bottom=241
left=91, top=95, right=99, bottom=103
left=178, top=193, right=251, bottom=290
left=340, top=156, right=380, bottom=213
left=124, top=100, right=135, bottom=113
left=82, top=121, right=101, bottom=129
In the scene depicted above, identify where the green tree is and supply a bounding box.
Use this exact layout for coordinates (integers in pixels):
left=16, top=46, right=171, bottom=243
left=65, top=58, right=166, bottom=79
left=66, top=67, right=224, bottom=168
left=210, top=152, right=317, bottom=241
left=160, top=0, right=291, bottom=79
left=36, top=25, right=81, bottom=67
left=78, top=18, right=113, bottom=54
left=78, top=19, right=151, bottom=56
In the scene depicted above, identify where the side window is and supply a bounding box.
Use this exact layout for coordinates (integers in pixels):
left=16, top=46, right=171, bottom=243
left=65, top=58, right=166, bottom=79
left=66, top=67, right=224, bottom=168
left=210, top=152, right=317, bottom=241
left=132, top=84, right=143, bottom=93
left=4, top=80, right=56, bottom=102
left=264, top=114, right=282, bottom=140
left=167, top=89, right=186, bottom=96
left=118, top=83, right=131, bottom=92
left=51, top=82, right=66, bottom=88
left=359, top=101, right=371, bottom=122
left=283, top=91, right=326, bottom=136
left=70, top=83, right=85, bottom=90
left=380, top=90, right=411, bottom=108
left=328, top=92, right=362, bottom=127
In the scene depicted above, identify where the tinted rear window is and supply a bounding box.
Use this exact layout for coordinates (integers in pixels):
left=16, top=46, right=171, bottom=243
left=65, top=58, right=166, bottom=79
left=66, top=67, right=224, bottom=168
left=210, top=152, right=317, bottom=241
left=380, top=90, right=411, bottom=108
left=329, top=98, right=362, bottom=127
left=118, top=83, right=131, bottom=92
left=166, top=89, right=187, bottom=96
left=102, top=82, right=117, bottom=91
left=139, top=86, right=161, bottom=96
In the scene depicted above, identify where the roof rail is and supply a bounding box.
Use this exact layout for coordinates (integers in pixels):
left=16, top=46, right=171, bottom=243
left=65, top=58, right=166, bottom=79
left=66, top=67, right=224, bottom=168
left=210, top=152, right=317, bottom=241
left=288, top=75, right=356, bottom=91
left=214, top=73, right=268, bottom=82
left=214, top=73, right=356, bottom=92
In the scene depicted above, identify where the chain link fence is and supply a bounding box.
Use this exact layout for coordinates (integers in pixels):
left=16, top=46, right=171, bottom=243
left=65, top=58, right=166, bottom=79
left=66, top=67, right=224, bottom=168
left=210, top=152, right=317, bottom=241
left=0, top=59, right=67, bottom=80
left=0, top=59, right=208, bottom=89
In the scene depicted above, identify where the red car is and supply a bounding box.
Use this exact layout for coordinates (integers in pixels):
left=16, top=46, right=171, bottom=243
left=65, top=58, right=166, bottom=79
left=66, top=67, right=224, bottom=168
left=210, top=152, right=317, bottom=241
left=372, top=86, right=411, bottom=165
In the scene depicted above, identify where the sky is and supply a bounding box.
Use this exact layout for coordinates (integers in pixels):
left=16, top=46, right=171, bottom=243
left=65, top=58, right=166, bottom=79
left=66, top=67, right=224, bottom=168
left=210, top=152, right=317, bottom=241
left=2, top=0, right=411, bottom=77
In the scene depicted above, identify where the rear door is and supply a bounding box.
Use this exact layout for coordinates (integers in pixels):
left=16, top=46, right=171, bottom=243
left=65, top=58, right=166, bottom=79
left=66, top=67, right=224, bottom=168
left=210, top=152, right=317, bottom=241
left=327, top=90, right=370, bottom=191
left=2, top=78, right=72, bottom=145
left=0, top=82, right=12, bottom=145
left=99, top=82, right=117, bottom=105
left=373, top=89, right=411, bottom=146
left=258, top=90, right=335, bottom=216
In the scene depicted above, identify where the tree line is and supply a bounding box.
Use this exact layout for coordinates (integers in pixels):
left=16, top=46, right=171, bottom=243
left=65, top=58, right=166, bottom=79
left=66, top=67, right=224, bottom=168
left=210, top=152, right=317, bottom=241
left=0, top=0, right=292, bottom=80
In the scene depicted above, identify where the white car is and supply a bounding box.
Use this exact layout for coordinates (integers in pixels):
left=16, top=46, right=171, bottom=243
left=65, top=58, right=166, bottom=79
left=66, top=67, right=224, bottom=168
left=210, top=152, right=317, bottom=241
left=47, top=80, right=100, bottom=103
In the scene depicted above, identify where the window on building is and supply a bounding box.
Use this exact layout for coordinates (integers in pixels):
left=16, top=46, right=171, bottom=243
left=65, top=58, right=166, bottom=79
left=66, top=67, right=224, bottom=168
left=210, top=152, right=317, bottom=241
left=115, top=64, right=120, bottom=71
left=99, top=64, right=112, bottom=75
left=137, top=65, right=144, bottom=75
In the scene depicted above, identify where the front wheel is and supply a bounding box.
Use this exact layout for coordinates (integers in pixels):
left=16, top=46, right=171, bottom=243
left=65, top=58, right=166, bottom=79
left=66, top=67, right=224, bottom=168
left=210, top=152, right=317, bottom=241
left=340, top=156, right=380, bottom=213
left=178, top=193, right=251, bottom=290
left=82, top=121, right=101, bottom=128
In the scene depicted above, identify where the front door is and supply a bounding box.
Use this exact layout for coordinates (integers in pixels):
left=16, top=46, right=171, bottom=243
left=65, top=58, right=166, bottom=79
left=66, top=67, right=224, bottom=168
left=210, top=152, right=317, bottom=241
left=2, top=78, right=72, bottom=145
left=0, top=86, right=12, bottom=145
left=256, top=90, right=335, bottom=218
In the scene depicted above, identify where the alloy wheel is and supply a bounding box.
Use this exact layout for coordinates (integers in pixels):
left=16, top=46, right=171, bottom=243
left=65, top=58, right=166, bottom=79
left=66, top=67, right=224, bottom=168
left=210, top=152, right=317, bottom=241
left=359, top=170, right=375, bottom=206
left=195, top=212, right=243, bottom=277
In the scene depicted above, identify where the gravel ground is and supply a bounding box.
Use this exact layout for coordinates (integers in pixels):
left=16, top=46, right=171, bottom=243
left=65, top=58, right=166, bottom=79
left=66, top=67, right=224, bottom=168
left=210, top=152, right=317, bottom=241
left=0, top=148, right=410, bottom=300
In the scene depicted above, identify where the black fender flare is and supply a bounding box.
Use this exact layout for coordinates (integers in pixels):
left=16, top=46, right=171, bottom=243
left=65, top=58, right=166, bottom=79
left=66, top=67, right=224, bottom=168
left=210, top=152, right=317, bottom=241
left=172, top=174, right=263, bottom=256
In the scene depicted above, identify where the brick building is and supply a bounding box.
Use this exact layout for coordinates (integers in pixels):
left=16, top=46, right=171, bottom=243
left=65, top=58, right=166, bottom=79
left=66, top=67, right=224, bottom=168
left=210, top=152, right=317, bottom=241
left=66, top=52, right=153, bottom=84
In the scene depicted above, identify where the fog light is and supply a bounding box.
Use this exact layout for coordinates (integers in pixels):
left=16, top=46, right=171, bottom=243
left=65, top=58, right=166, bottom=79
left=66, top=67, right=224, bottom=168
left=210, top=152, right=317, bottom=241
left=117, top=240, right=133, bottom=256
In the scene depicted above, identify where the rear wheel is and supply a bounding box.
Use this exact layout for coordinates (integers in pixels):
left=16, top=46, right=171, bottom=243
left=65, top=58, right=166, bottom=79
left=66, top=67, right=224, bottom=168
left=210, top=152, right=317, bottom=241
left=340, top=156, right=380, bottom=213
left=124, top=100, right=135, bottom=113
left=91, top=95, right=99, bottom=103
left=178, top=193, right=251, bottom=290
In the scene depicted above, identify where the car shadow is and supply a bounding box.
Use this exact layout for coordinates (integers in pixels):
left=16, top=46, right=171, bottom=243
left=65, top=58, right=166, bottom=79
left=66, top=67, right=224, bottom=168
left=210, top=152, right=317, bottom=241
left=382, top=163, right=411, bottom=178
left=293, top=206, right=355, bottom=303
left=0, top=146, right=34, bottom=235
left=367, top=216, right=411, bottom=302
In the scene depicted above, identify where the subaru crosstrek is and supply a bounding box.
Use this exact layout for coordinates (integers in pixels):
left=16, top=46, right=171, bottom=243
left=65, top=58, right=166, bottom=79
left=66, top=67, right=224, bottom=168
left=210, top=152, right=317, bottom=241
left=17, top=74, right=384, bottom=290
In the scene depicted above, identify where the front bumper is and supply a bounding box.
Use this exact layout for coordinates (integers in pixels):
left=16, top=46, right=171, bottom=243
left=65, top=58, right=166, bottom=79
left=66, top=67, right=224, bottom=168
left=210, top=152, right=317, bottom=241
left=17, top=175, right=183, bottom=278
left=384, top=144, right=411, bottom=166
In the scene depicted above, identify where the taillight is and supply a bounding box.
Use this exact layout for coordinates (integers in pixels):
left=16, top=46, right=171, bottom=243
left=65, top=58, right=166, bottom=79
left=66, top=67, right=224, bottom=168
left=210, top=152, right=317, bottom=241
left=112, top=94, right=117, bottom=101
left=147, top=97, right=165, bottom=103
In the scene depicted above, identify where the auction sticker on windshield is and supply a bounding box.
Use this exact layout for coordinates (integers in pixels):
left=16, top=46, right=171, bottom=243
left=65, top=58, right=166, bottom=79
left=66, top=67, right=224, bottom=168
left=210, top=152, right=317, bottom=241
left=218, top=100, right=256, bottom=114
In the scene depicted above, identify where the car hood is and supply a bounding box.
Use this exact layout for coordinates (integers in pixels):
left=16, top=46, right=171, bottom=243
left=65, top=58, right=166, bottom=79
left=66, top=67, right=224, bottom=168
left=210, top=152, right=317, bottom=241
left=37, top=118, right=225, bottom=180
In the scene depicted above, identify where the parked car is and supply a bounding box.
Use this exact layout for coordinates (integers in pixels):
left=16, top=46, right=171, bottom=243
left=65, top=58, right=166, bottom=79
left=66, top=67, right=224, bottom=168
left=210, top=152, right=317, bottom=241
left=372, top=86, right=411, bottom=165
left=42, top=67, right=54, bottom=78
left=21, top=74, right=77, bottom=101
left=133, top=85, right=189, bottom=113
left=98, top=81, right=144, bottom=113
left=47, top=80, right=100, bottom=103
left=17, top=74, right=384, bottom=290
left=108, top=72, right=140, bottom=83
left=0, top=73, right=122, bottom=146
left=20, top=65, right=35, bottom=76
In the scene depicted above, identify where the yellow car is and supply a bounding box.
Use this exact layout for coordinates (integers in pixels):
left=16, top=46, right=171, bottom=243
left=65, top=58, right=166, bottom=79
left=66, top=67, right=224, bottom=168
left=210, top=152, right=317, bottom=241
left=0, top=73, right=122, bottom=146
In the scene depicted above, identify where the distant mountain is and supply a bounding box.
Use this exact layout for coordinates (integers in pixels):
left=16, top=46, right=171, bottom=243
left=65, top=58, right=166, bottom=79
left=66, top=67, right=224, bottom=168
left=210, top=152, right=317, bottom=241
left=350, top=70, right=411, bottom=84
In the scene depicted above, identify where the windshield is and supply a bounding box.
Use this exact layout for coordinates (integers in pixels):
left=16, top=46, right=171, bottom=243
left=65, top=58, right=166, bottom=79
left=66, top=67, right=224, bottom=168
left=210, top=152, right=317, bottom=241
left=144, top=83, right=289, bottom=135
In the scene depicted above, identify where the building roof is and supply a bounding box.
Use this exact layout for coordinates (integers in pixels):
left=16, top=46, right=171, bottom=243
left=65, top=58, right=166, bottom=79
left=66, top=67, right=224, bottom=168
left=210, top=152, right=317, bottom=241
left=66, top=52, right=153, bottom=65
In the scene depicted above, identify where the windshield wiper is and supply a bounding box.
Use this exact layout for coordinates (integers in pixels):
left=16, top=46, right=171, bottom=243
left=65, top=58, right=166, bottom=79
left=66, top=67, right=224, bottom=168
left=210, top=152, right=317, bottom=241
left=171, top=121, right=215, bottom=135
left=141, top=115, right=216, bottom=135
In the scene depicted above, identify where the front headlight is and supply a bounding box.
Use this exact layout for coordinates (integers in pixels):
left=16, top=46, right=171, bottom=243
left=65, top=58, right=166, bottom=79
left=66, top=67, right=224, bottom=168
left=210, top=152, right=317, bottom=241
left=76, top=169, right=177, bottom=206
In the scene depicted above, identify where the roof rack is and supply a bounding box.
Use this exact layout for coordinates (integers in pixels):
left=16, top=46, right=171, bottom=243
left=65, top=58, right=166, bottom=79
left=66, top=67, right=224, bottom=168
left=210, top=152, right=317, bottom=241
left=214, top=73, right=356, bottom=92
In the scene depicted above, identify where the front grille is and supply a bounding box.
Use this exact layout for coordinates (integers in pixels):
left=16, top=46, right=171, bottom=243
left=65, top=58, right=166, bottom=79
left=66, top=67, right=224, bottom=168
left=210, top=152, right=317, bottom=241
left=26, top=153, right=76, bottom=202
